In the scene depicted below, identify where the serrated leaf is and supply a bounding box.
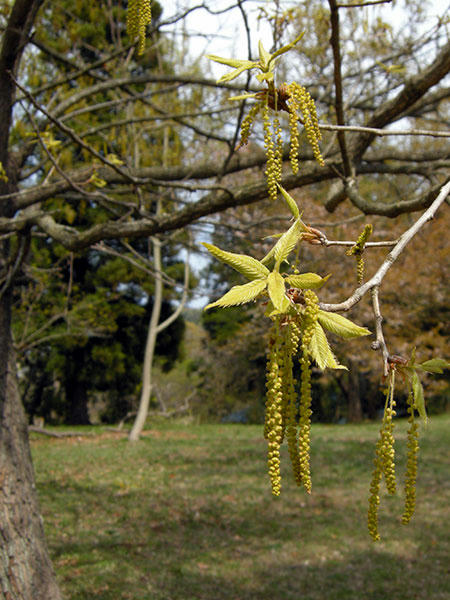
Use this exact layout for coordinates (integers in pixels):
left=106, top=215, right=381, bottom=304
left=258, top=40, right=271, bottom=70
left=256, top=71, right=274, bottom=84
left=267, top=271, right=290, bottom=312
left=307, top=322, right=347, bottom=370
left=229, top=93, right=258, bottom=102
left=285, top=273, right=330, bottom=290
left=202, top=243, right=269, bottom=280
left=207, top=55, right=256, bottom=69
left=206, top=55, right=257, bottom=83
left=270, top=32, right=305, bottom=61
left=204, top=279, right=267, bottom=310
left=273, top=219, right=306, bottom=266
left=416, top=358, right=450, bottom=374
left=277, top=185, right=300, bottom=219
left=411, top=370, right=427, bottom=423
left=217, top=65, right=256, bottom=83
left=317, top=310, right=371, bottom=339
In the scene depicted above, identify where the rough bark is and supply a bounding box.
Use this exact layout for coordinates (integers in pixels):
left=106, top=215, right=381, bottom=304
left=0, top=294, right=62, bottom=599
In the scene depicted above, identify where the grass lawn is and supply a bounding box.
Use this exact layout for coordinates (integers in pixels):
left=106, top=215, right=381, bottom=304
left=31, top=414, right=450, bottom=600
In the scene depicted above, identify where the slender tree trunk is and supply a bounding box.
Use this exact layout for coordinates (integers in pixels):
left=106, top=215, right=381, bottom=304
left=129, top=235, right=163, bottom=442
left=0, top=293, right=62, bottom=599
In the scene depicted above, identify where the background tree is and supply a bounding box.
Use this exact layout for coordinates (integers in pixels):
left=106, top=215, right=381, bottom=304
left=0, top=0, right=449, bottom=597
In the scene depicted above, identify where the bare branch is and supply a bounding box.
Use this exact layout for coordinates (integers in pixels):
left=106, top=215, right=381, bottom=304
left=320, top=123, right=450, bottom=138
left=328, top=0, right=353, bottom=177
left=370, top=286, right=390, bottom=376
left=319, top=180, right=450, bottom=312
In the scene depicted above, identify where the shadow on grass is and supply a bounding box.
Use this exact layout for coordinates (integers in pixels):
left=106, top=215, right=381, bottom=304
left=39, top=474, right=448, bottom=600
left=33, top=418, right=449, bottom=600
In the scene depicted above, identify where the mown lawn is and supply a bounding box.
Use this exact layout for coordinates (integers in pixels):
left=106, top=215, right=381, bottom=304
left=31, top=414, right=450, bottom=600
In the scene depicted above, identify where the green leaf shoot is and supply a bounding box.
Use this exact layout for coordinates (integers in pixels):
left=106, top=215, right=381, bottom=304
left=416, top=358, right=450, bottom=374
left=317, top=310, right=371, bottom=339
left=285, top=273, right=330, bottom=289
left=206, top=55, right=258, bottom=83
left=202, top=243, right=269, bottom=280
left=204, top=278, right=267, bottom=310
left=270, top=32, right=305, bottom=62
left=228, top=93, right=259, bottom=102
left=267, top=271, right=290, bottom=312
left=258, top=40, right=272, bottom=70
left=411, top=370, right=427, bottom=423
left=272, top=219, right=307, bottom=268
left=307, top=322, right=347, bottom=370
left=277, top=185, right=300, bottom=219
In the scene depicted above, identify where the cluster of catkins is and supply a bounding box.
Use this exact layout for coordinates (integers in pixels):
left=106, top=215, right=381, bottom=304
left=264, top=290, right=319, bottom=495
left=368, top=372, right=420, bottom=540
left=238, top=83, right=324, bottom=201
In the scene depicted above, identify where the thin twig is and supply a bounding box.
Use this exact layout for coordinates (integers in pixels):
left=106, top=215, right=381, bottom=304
left=337, top=0, right=393, bottom=7
left=328, top=0, right=353, bottom=177
left=371, top=286, right=390, bottom=375
left=319, top=180, right=450, bottom=312
left=319, top=123, right=450, bottom=138
left=321, top=239, right=397, bottom=248
left=11, top=74, right=139, bottom=185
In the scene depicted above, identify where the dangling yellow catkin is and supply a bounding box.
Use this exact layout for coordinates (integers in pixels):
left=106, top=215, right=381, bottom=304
left=127, top=0, right=152, bottom=55
left=262, top=104, right=283, bottom=201
left=238, top=103, right=262, bottom=149
left=287, top=82, right=324, bottom=167
left=368, top=371, right=397, bottom=540
left=284, top=320, right=301, bottom=485
left=402, top=391, right=419, bottom=524
left=297, top=291, right=318, bottom=493
left=265, top=323, right=284, bottom=495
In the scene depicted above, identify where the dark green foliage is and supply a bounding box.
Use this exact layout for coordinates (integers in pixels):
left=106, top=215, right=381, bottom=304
left=16, top=239, right=185, bottom=424
left=202, top=305, right=251, bottom=343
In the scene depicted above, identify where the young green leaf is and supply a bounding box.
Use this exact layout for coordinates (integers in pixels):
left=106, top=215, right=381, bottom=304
left=277, top=185, right=300, bottom=219
left=285, top=273, right=330, bottom=289
left=202, top=243, right=270, bottom=280
left=206, top=55, right=256, bottom=69
left=217, top=65, right=257, bottom=83
left=273, top=219, right=307, bottom=267
left=256, top=71, right=274, bottom=84
left=411, top=370, right=427, bottom=423
left=204, top=278, right=267, bottom=310
left=317, top=310, right=371, bottom=339
left=267, top=271, right=290, bottom=312
left=416, top=358, right=450, bottom=374
left=270, top=32, right=305, bottom=62
left=228, top=93, right=259, bottom=102
left=206, top=55, right=257, bottom=83
left=258, top=40, right=272, bottom=71
left=307, top=322, right=347, bottom=370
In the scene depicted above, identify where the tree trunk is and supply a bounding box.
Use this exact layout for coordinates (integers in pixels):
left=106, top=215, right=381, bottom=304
left=129, top=236, right=163, bottom=442
left=64, top=347, right=91, bottom=425
left=0, top=293, right=62, bottom=599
